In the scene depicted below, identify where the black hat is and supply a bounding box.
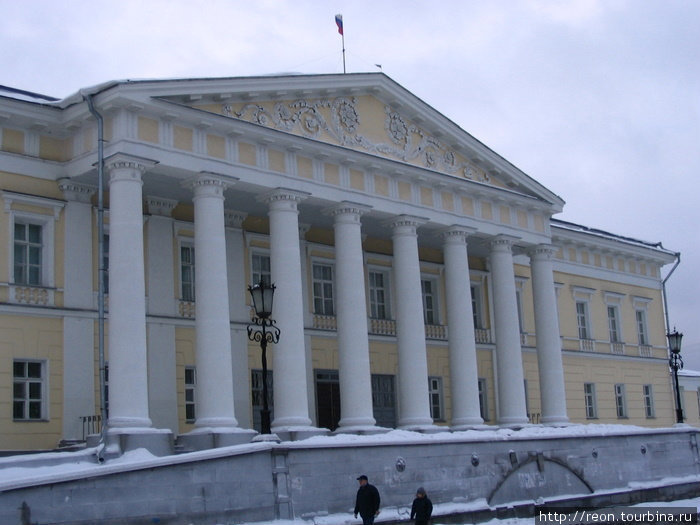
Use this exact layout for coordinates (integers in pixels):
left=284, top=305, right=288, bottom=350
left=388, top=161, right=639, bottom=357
left=416, top=487, right=426, bottom=495
left=357, top=475, right=368, bottom=481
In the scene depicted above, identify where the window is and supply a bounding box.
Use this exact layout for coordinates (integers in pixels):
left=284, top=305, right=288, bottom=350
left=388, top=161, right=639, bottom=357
left=312, top=263, right=334, bottom=315
left=584, top=383, right=597, bottom=419
left=636, top=310, right=648, bottom=345
left=615, top=383, right=627, bottom=418
left=251, top=369, right=273, bottom=433
left=428, top=376, right=443, bottom=421
left=185, top=367, right=196, bottom=423
left=13, top=360, right=45, bottom=420
left=421, top=279, right=437, bottom=325
left=371, top=374, right=396, bottom=428
left=576, top=302, right=590, bottom=340
left=515, top=288, right=525, bottom=334
left=369, top=270, right=389, bottom=319
left=252, top=253, right=271, bottom=286
left=471, top=285, right=483, bottom=329
left=14, top=222, right=42, bottom=285
left=181, top=245, right=195, bottom=301
left=478, top=378, right=489, bottom=421
left=607, top=306, right=621, bottom=342
left=643, top=384, right=655, bottom=418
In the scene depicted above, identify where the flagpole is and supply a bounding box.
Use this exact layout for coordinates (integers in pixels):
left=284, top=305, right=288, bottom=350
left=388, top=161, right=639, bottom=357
left=335, top=14, right=346, bottom=74
left=342, top=32, right=346, bottom=74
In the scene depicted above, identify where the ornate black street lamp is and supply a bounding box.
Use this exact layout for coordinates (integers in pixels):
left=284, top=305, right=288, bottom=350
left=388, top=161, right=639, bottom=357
left=668, top=328, right=684, bottom=424
left=247, top=280, right=280, bottom=435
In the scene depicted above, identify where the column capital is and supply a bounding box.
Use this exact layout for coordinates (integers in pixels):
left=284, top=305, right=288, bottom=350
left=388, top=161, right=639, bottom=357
left=528, top=243, right=557, bottom=261
left=490, top=234, right=520, bottom=252
left=324, top=201, right=372, bottom=221
left=105, top=153, right=158, bottom=175
left=439, top=225, right=477, bottom=244
left=382, top=214, right=428, bottom=234
left=58, top=179, right=96, bottom=203
left=145, top=195, right=179, bottom=217
left=184, top=172, right=238, bottom=199
left=257, top=187, right=310, bottom=207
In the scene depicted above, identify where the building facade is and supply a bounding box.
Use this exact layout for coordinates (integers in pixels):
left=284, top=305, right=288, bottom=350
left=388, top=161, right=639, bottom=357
left=0, top=74, right=679, bottom=452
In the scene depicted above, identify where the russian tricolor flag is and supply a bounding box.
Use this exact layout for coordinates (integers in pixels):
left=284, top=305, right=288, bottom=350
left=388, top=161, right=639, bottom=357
left=335, top=14, right=343, bottom=35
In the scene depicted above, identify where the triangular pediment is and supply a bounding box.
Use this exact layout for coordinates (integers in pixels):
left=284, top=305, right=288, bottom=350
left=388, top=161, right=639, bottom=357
left=111, top=73, right=563, bottom=209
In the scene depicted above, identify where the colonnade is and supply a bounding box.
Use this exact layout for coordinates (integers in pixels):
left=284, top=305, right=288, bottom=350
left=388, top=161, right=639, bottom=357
left=103, top=154, right=569, bottom=453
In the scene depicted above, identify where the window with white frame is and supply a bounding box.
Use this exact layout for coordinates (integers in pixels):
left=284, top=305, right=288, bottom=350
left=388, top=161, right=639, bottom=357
left=251, top=253, right=271, bottom=286
left=312, top=263, right=334, bottom=316
left=471, top=285, right=483, bottom=329
left=180, top=244, right=195, bottom=302
left=584, top=382, right=597, bottom=419
left=643, top=384, right=655, bottom=418
left=576, top=301, right=590, bottom=340
left=14, top=222, right=43, bottom=286
left=5, top=192, right=62, bottom=290
left=607, top=306, right=621, bottom=342
left=421, top=278, right=438, bottom=325
left=13, top=360, right=46, bottom=420
left=185, top=366, right=196, bottom=423
left=369, top=270, right=390, bottom=319
left=615, top=383, right=627, bottom=418
left=636, top=309, right=649, bottom=345
left=428, top=376, right=443, bottom=421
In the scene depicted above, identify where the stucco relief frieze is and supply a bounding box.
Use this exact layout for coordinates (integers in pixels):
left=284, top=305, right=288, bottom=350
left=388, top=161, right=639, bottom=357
left=222, top=97, right=489, bottom=183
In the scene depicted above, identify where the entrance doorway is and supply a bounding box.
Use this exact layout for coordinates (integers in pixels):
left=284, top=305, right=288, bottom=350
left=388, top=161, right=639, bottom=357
left=315, top=370, right=341, bottom=431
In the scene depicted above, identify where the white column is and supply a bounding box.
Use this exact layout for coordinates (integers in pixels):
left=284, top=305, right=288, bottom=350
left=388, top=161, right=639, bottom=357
left=441, top=226, right=484, bottom=428
left=529, top=244, right=569, bottom=425
left=59, top=180, right=96, bottom=442
left=224, top=210, right=253, bottom=430
left=261, top=189, right=314, bottom=431
left=145, top=197, right=179, bottom=434
left=189, top=174, right=238, bottom=429
left=490, top=235, right=529, bottom=426
left=331, top=202, right=377, bottom=431
left=105, top=155, right=153, bottom=429
left=386, top=215, right=434, bottom=430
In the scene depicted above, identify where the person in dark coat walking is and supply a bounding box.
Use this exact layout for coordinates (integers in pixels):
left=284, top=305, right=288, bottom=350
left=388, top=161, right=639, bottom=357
left=410, top=487, right=433, bottom=525
left=354, top=474, right=381, bottom=525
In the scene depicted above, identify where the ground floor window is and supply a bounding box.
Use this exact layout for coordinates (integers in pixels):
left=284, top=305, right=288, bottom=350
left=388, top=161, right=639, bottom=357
left=371, top=374, right=396, bottom=428
left=615, top=383, right=627, bottom=418
left=185, top=366, right=196, bottom=423
left=251, top=369, right=273, bottom=433
left=428, top=376, right=443, bottom=421
left=584, top=382, right=597, bottom=419
left=478, top=378, right=489, bottom=421
left=13, top=360, right=45, bottom=420
left=643, top=384, right=655, bottom=418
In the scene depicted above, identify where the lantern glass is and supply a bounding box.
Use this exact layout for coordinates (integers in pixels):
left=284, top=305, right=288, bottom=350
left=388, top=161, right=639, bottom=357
left=249, top=281, right=275, bottom=319
left=667, top=329, right=683, bottom=355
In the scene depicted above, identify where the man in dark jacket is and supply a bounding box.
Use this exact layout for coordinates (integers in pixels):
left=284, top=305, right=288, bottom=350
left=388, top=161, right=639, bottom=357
left=410, top=487, right=433, bottom=525
left=354, top=474, right=381, bottom=525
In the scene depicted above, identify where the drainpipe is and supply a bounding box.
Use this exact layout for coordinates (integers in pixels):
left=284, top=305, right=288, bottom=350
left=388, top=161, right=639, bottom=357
left=83, top=92, right=108, bottom=462
left=661, top=251, right=681, bottom=334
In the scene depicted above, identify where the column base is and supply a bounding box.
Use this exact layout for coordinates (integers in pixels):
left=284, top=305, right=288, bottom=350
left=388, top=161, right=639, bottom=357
left=498, top=420, right=531, bottom=430
left=104, top=427, right=173, bottom=458
left=271, top=426, right=330, bottom=442
left=176, top=427, right=258, bottom=452
left=451, top=423, right=494, bottom=432
left=540, top=416, right=571, bottom=426
left=333, top=425, right=392, bottom=436
left=398, top=424, right=450, bottom=434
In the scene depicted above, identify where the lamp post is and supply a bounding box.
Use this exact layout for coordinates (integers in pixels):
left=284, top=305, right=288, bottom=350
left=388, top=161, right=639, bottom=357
left=247, top=280, right=280, bottom=435
left=668, top=328, right=684, bottom=424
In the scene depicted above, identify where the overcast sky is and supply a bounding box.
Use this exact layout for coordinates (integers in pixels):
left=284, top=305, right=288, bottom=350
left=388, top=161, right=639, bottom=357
left=2, top=0, right=698, bottom=365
